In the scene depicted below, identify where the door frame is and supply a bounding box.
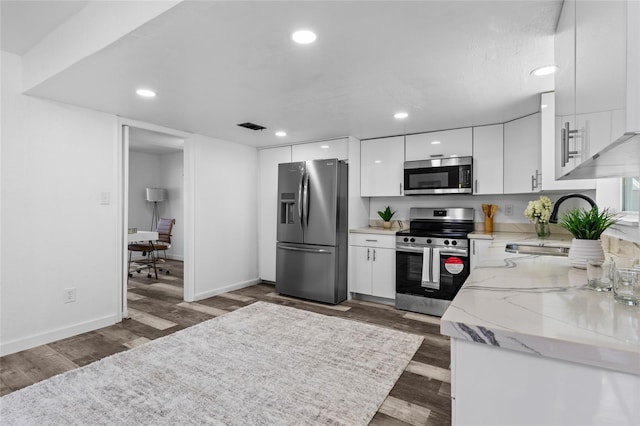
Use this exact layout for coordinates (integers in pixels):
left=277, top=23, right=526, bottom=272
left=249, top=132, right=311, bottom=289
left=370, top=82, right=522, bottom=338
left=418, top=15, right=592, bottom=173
left=116, top=118, right=195, bottom=320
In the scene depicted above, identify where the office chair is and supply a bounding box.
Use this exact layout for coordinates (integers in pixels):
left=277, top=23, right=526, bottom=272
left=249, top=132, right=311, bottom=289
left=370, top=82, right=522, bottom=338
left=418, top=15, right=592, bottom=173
left=128, top=218, right=175, bottom=278
left=154, top=218, right=175, bottom=274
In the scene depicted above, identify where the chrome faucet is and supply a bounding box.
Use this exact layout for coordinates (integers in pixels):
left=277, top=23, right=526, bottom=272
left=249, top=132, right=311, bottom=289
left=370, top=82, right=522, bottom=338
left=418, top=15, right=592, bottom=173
left=549, top=193, right=597, bottom=223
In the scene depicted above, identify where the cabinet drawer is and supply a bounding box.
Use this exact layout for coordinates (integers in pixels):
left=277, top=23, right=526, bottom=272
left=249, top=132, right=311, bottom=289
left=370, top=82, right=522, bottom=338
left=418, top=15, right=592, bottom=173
left=350, top=233, right=396, bottom=249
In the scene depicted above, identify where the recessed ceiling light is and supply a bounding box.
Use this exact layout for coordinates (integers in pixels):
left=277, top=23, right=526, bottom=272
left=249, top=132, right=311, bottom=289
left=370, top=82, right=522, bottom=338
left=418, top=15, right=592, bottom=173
left=394, top=112, right=408, bottom=119
left=431, top=141, right=441, bottom=145
left=136, top=88, right=156, bottom=98
left=541, top=104, right=548, bottom=109
left=531, top=65, right=558, bottom=77
left=292, top=30, right=317, bottom=44
left=320, top=145, right=330, bottom=149
left=275, top=131, right=287, bottom=137
left=375, top=160, right=382, bottom=164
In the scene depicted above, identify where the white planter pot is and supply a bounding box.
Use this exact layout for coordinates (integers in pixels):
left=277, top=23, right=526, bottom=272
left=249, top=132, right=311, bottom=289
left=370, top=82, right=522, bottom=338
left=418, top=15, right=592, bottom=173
left=568, top=238, right=605, bottom=269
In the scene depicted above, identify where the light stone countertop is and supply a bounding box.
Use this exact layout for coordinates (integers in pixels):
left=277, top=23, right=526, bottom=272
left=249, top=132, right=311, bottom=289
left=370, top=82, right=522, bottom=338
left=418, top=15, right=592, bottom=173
left=441, top=233, right=640, bottom=376
left=349, top=227, right=405, bottom=236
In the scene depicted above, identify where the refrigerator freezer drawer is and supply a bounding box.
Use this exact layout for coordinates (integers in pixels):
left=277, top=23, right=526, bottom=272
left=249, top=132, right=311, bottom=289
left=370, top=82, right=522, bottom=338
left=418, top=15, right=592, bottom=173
left=275, top=243, right=346, bottom=304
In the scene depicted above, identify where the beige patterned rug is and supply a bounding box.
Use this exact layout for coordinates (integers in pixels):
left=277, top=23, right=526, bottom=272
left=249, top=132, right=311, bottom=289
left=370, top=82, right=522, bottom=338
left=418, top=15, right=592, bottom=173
left=0, top=301, right=423, bottom=425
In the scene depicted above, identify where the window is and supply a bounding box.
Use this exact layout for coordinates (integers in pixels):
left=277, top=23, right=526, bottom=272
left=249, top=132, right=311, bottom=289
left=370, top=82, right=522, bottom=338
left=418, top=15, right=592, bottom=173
left=622, top=177, right=639, bottom=212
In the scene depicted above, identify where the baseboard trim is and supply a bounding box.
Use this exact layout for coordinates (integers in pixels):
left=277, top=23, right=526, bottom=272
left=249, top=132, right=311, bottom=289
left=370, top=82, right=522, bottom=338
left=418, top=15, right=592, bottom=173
left=193, top=278, right=261, bottom=301
left=0, top=314, right=117, bottom=357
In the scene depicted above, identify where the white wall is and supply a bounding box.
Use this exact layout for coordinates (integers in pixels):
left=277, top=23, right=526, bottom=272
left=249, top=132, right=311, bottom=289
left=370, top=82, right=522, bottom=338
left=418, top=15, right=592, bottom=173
left=128, top=152, right=162, bottom=231
left=128, top=151, right=185, bottom=259
left=160, top=152, right=185, bottom=259
left=368, top=192, right=597, bottom=225
left=1, top=50, right=259, bottom=355
left=1, top=51, right=119, bottom=355
left=191, top=134, right=259, bottom=300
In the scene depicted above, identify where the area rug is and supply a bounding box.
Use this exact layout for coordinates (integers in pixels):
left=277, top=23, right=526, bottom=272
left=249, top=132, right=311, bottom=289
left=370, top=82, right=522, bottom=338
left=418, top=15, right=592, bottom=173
left=1, top=301, right=423, bottom=425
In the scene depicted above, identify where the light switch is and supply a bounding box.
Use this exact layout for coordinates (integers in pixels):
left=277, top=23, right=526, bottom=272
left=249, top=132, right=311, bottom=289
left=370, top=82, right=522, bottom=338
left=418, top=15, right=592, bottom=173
left=100, top=192, right=111, bottom=205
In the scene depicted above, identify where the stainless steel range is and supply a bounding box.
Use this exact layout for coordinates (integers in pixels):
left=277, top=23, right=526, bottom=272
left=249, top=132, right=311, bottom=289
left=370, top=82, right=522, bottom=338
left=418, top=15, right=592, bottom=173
left=395, top=207, right=475, bottom=317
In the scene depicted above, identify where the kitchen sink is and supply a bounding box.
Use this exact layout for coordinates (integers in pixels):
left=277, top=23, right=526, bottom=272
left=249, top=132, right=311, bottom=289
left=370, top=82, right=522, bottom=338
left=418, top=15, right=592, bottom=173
left=505, top=242, right=570, bottom=257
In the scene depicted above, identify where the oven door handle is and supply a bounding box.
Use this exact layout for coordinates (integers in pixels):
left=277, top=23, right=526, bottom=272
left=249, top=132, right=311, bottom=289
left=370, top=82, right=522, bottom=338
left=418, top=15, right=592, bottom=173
left=440, top=248, right=468, bottom=256
left=396, top=246, right=425, bottom=253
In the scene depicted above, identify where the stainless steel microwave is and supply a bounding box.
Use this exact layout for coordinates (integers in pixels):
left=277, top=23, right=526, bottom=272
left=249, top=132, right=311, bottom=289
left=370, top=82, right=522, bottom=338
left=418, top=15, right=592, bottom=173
left=404, top=157, right=473, bottom=195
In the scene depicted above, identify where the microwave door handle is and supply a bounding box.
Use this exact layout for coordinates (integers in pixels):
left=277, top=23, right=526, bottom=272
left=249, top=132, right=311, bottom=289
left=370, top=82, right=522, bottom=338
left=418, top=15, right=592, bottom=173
left=298, top=172, right=304, bottom=230
left=303, top=172, right=310, bottom=227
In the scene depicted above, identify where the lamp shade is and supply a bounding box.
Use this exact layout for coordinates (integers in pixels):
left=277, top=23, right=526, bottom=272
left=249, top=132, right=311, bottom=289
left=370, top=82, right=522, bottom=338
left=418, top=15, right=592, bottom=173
left=145, top=188, right=167, bottom=202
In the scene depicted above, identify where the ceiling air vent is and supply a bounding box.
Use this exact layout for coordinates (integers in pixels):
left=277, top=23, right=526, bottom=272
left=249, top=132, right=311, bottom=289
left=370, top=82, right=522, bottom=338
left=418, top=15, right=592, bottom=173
left=237, top=122, right=267, bottom=131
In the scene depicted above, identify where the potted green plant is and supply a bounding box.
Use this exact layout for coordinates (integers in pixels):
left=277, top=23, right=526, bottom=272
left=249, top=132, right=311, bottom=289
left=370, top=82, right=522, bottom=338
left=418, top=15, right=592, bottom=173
left=558, top=207, right=619, bottom=269
left=377, top=206, right=396, bottom=229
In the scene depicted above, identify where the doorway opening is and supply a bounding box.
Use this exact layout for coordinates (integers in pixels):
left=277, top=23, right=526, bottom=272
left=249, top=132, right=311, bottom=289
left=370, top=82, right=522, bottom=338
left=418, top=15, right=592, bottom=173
left=119, top=121, right=194, bottom=320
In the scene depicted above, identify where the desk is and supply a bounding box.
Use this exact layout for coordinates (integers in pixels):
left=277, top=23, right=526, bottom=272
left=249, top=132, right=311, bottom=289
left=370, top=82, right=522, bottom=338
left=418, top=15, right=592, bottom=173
left=128, top=231, right=159, bottom=279
left=128, top=231, right=158, bottom=243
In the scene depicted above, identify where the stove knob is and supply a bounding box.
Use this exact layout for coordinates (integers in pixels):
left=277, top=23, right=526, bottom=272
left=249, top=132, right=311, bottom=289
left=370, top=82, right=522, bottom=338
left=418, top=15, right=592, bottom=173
left=451, top=240, right=458, bottom=246
left=410, top=238, right=415, bottom=243
left=444, top=240, right=450, bottom=245
left=426, top=239, right=432, bottom=244
left=403, top=237, right=409, bottom=242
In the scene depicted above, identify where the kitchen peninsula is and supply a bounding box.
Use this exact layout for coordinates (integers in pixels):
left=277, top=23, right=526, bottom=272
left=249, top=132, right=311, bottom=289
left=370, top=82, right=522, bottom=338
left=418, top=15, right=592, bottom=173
left=441, top=234, right=640, bottom=425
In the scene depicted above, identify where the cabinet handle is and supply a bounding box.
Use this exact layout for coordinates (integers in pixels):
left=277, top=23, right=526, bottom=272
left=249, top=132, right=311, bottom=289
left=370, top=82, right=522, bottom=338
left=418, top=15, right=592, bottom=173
left=563, top=122, right=579, bottom=166
left=366, top=248, right=370, bottom=261
left=399, top=183, right=402, bottom=195
left=373, top=249, right=376, bottom=262
left=531, top=169, right=541, bottom=191
left=474, top=179, right=478, bottom=193
left=365, top=239, right=378, bottom=242
left=473, top=240, right=476, bottom=255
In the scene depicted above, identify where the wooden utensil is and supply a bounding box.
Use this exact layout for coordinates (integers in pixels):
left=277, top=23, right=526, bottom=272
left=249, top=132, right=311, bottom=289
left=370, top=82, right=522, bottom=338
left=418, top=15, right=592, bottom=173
left=482, top=203, right=498, bottom=234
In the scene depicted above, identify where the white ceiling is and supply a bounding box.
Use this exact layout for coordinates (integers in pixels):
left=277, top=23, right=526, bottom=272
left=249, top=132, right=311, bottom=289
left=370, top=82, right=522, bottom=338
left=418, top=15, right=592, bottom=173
left=0, top=1, right=89, bottom=55
left=3, top=1, right=562, bottom=148
left=129, top=127, right=184, bottom=155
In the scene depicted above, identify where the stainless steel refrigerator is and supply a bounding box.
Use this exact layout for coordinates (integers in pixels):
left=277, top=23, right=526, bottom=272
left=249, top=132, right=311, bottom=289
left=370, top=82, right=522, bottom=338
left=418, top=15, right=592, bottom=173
left=276, top=159, right=348, bottom=304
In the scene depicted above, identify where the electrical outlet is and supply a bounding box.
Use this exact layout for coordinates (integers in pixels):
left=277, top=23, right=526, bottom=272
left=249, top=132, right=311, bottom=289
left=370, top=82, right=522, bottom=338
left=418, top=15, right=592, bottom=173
left=64, top=288, right=76, bottom=304
left=100, top=192, right=110, bottom=205
left=505, top=204, right=514, bottom=216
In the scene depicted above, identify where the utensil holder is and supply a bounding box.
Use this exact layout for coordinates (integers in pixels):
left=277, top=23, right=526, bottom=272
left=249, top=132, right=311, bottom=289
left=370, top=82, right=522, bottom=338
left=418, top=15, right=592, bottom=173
left=484, top=217, right=494, bottom=234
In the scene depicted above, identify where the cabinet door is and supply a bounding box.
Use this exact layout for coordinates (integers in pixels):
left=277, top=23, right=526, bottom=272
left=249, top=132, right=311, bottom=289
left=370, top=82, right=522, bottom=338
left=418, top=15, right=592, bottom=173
left=258, top=146, right=292, bottom=281
left=291, top=138, right=348, bottom=162
left=470, top=239, right=491, bottom=271
left=555, top=0, right=577, bottom=176
left=371, top=247, right=396, bottom=299
left=541, top=92, right=595, bottom=190
left=349, top=246, right=373, bottom=295
left=360, top=136, right=405, bottom=197
left=504, top=113, right=541, bottom=194
left=405, top=128, right=472, bottom=160
left=472, top=124, right=503, bottom=194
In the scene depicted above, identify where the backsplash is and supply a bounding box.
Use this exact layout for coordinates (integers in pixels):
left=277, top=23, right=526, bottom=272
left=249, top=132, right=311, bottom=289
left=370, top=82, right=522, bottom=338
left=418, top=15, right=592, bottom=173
left=602, top=235, right=640, bottom=262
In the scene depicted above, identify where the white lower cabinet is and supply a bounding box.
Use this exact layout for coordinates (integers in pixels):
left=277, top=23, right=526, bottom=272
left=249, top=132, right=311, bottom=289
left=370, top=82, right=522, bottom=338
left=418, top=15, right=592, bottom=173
left=349, top=233, right=396, bottom=299
left=470, top=238, right=492, bottom=271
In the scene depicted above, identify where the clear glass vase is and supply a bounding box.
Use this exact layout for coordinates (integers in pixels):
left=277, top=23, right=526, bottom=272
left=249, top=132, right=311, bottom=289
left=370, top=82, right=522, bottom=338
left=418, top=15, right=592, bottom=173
left=535, top=220, right=550, bottom=239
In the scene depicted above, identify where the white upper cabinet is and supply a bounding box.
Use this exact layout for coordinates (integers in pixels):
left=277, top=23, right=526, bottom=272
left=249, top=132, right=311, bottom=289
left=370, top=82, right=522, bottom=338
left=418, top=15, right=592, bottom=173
left=405, top=128, right=472, bottom=161
left=504, top=113, right=541, bottom=194
left=360, top=136, right=405, bottom=197
left=472, top=124, right=503, bottom=195
left=555, top=0, right=637, bottom=178
left=291, top=138, right=348, bottom=162
left=541, top=92, right=595, bottom=190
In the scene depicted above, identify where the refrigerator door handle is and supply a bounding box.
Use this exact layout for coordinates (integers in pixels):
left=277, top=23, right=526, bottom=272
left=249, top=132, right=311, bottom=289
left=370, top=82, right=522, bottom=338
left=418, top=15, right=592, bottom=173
left=278, top=244, right=331, bottom=254
left=302, top=172, right=310, bottom=227
left=297, top=172, right=304, bottom=230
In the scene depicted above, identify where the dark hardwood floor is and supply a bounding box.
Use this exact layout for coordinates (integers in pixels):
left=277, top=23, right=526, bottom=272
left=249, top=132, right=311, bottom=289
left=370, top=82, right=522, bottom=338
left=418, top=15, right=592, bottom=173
left=0, top=260, right=451, bottom=425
